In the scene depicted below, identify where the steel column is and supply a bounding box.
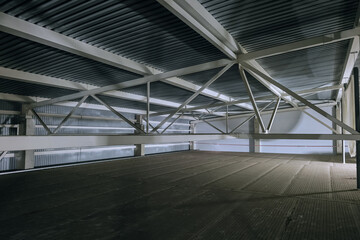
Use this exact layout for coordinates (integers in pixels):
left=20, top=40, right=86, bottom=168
left=353, top=67, right=360, bottom=189
left=147, top=82, right=150, bottom=133
left=226, top=105, right=229, bottom=133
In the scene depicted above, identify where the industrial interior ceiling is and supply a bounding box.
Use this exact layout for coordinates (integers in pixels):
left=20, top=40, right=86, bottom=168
left=0, top=0, right=359, bottom=120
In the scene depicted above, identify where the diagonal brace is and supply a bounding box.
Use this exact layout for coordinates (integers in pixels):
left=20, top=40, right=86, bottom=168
left=241, top=62, right=359, bottom=134
left=193, top=115, right=225, bottom=134
left=230, top=100, right=276, bottom=134
left=30, top=109, right=52, bottom=134
left=161, top=113, right=184, bottom=134
left=267, top=97, right=281, bottom=132
left=239, top=65, right=266, bottom=132
left=91, top=95, right=145, bottom=134
left=53, top=95, right=88, bottom=134
left=151, top=62, right=234, bottom=133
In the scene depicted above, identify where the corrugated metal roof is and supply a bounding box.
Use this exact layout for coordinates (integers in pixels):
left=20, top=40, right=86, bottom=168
left=0, top=32, right=141, bottom=87
left=256, top=41, right=349, bottom=94
left=0, top=77, right=78, bottom=98
left=0, top=0, right=356, bottom=114
left=199, top=0, right=358, bottom=52
left=123, top=81, right=223, bottom=107
left=0, top=0, right=226, bottom=72
left=182, top=65, right=271, bottom=99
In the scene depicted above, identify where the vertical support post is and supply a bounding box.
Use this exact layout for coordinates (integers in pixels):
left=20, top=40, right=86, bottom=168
left=189, top=122, right=195, bottom=150
left=147, top=82, right=150, bottom=133
left=249, top=118, right=260, bottom=153
left=342, top=140, right=346, bottom=164
left=15, top=105, right=35, bottom=169
left=253, top=118, right=261, bottom=153
left=134, top=115, right=145, bottom=156
left=336, top=102, right=343, bottom=154
left=353, top=67, right=360, bottom=189
left=226, top=105, right=229, bottom=133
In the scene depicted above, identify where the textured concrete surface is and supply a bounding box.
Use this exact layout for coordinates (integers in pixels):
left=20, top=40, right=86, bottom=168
left=0, top=151, right=359, bottom=239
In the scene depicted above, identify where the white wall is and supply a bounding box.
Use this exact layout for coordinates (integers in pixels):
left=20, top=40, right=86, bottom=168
left=194, top=106, right=335, bottom=154
left=260, top=106, right=334, bottom=154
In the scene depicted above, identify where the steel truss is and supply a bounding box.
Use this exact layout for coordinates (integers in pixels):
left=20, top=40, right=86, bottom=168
left=0, top=1, right=359, bottom=155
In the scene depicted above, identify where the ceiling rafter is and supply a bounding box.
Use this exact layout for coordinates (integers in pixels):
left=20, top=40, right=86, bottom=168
left=157, top=0, right=289, bottom=102
left=0, top=12, right=253, bottom=110
left=0, top=66, right=214, bottom=116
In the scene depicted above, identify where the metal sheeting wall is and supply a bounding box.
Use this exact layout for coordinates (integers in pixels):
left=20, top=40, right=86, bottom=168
left=0, top=100, right=190, bottom=171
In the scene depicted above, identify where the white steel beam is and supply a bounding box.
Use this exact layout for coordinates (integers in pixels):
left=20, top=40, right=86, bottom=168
left=238, top=27, right=360, bottom=61
left=0, top=12, right=251, bottom=110
left=52, top=95, right=89, bottom=134
left=91, top=95, right=145, bottom=134
left=0, top=67, right=204, bottom=111
left=157, top=0, right=285, bottom=100
left=193, top=102, right=337, bottom=123
left=0, top=12, right=153, bottom=75
left=151, top=62, right=234, bottom=132
left=242, top=62, right=358, bottom=134
left=151, top=85, right=340, bottom=117
left=28, top=59, right=233, bottom=109
left=239, top=66, right=266, bottom=132
left=336, top=36, right=360, bottom=102
left=157, top=0, right=239, bottom=59
left=163, top=77, right=253, bottom=110
left=267, top=98, right=281, bottom=132
left=1, top=133, right=360, bottom=151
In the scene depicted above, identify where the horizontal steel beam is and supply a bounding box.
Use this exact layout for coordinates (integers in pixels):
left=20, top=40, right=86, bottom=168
left=150, top=85, right=341, bottom=116
left=0, top=133, right=359, bottom=151
left=238, top=27, right=360, bottom=61
left=0, top=67, right=204, bottom=111
left=192, top=102, right=337, bottom=123
left=0, top=12, right=251, bottom=110
left=28, top=59, right=233, bottom=109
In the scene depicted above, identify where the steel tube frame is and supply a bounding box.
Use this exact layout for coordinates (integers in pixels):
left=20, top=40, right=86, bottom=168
left=151, top=62, right=234, bottom=132
left=193, top=115, right=225, bottom=134
left=242, top=62, right=359, bottom=134
left=267, top=97, right=281, bottom=132
left=143, top=118, right=160, bottom=134
left=53, top=95, right=88, bottom=134
left=150, top=85, right=341, bottom=117
left=239, top=66, right=266, bottom=132
left=28, top=59, right=233, bottom=109
left=30, top=109, right=52, bottom=135
left=0, top=151, right=7, bottom=161
left=230, top=100, right=276, bottom=134
left=91, top=95, right=145, bottom=134
left=161, top=113, right=184, bottom=134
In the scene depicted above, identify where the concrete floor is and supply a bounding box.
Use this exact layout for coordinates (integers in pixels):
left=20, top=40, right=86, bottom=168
left=0, top=151, right=360, bottom=239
